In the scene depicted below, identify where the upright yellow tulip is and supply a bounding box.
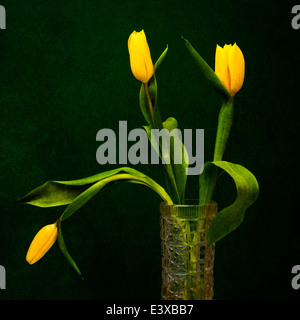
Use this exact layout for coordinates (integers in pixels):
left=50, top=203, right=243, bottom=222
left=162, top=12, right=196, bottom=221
left=215, top=43, right=245, bottom=97
left=26, top=222, right=58, bottom=264
left=128, top=30, right=154, bottom=83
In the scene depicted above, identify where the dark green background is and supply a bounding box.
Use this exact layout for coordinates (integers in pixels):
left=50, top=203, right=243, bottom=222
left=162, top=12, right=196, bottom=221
left=0, top=0, right=299, bottom=299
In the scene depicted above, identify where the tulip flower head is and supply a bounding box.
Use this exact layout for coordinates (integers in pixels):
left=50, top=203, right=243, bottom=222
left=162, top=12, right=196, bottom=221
left=26, top=222, right=58, bottom=264
left=128, top=30, right=154, bottom=83
left=215, top=43, right=245, bottom=97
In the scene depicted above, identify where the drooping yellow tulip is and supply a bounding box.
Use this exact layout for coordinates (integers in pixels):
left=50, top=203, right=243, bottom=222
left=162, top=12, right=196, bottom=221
left=215, top=43, right=245, bottom=97
left=128, top=30, right=154, bottom=83
left=26, top=222, right=58, bottom=265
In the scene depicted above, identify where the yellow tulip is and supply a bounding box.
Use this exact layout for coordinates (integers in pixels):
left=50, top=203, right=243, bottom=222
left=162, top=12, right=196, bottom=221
left=26, top=222, right=58, bottom=265
left=215, top=43, right=245, bottom=97
left=128, top=30, right=154, bottom=83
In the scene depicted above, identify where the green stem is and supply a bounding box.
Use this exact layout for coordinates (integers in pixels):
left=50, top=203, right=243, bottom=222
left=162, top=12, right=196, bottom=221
left=103, top=173, right=174, bottom=205
left=199, top=164, right=219, bottom=205
left=199, top=98, right=234, bottom=205
left=163, top=163, right=181, bottom=204
left=143, top=83, right=181, bottom=203
left=213, top=98, right=234, bottom=161
left=144, top=82, right=154, bottom=124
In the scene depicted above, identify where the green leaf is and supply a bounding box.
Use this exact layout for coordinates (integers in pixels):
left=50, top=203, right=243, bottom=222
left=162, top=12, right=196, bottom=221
left=17, top=166, right=173, bottom=218
left=57, top=219, right=83, bottom=279
left=60, top=171, right=173, bottom=221
left=60, top=179, right=108, bottom=221
left=206, top=161, right=259, bottom=245
left=182, top=37, right=230, bottom=100
left=16, top=168, right=135, bottom=208
left=154, top=45, right=168, bottom=72
left=162, top=117, right=188, bottom=203
left=17, top=183, right=90, bottom=208
left=144, top=117, right=188, bottom=204
left=163, top=116, right=178, bottom=131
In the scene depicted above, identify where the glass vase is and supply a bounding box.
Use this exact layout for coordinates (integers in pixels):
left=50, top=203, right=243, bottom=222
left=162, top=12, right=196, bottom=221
left=160, top=200, right=217, bottom=300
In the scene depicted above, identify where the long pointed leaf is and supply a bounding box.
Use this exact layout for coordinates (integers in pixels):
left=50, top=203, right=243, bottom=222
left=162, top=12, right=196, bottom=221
left=60, top=179, right=107, bottom=221
left=154, top=45, right=168, bottom=72
left=16, top=167, right=159, bottom=208
left=182, top=37, right=230, bottom=100
left=57, top=219, right=83, bottom=279
left=17, top=182, right=90, bottom=208
left=163, top=118, right=188, bottom=203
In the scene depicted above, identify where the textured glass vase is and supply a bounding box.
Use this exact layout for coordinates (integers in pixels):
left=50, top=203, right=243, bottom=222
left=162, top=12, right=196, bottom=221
left=160, top=201, right=217, bottom=300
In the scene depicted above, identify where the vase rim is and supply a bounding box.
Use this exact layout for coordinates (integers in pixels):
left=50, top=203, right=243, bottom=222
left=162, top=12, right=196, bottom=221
left=160, top=199, right=217, bottom=220
left=161, top=199, right=217, bottom=208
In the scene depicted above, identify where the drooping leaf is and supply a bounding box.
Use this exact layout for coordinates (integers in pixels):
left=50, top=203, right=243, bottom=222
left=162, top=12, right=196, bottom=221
left=60, top=179, right=108, bottom=221
left=60, top=171, right=173, bottom=222
left=17, top=170, right=117, bottom=207
left=17, top=182, right=90, bottom=208
left=206, top=161, right=259, bottom=245
left=16, top=168, right=135, bottom=208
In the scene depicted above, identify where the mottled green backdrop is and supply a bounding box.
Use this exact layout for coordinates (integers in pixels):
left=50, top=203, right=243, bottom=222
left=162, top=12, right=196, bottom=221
left=0, top=0, right=299, bottom=299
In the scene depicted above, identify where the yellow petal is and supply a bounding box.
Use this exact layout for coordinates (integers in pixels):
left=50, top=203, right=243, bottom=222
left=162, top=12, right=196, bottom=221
left=223, top=44, right=232, bottom=55
left=128, top=30, right=153, bottom=83
left=127, top=30, right=136, bottom=51
left=26, top=223, right=58, bottom=265
left=128, top=31, right=144, bottom=78
left=228, top=43, right=245, bottom=96
left=140, top=30, right=153, bottom=81
left=215, top=44, right=230, bottom=94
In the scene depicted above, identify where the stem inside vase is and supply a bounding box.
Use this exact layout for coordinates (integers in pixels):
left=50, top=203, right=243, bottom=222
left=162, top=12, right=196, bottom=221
left=160, top=200, right=217, bottom=300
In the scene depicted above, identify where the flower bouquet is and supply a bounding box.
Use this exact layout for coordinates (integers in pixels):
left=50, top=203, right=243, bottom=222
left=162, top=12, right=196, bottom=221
left=17, top=30, right=259, bottom=300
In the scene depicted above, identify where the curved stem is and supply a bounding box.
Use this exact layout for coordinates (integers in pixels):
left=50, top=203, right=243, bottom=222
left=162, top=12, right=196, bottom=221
left=103, top=173, right=174, bottom=204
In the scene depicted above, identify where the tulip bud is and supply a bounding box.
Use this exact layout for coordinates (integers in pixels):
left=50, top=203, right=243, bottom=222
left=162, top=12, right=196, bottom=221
left=26, top=222, right=58, bottom=264
left=128, top=30, right=154, bottom=83
left=215, top=43, right=245, bottom=97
